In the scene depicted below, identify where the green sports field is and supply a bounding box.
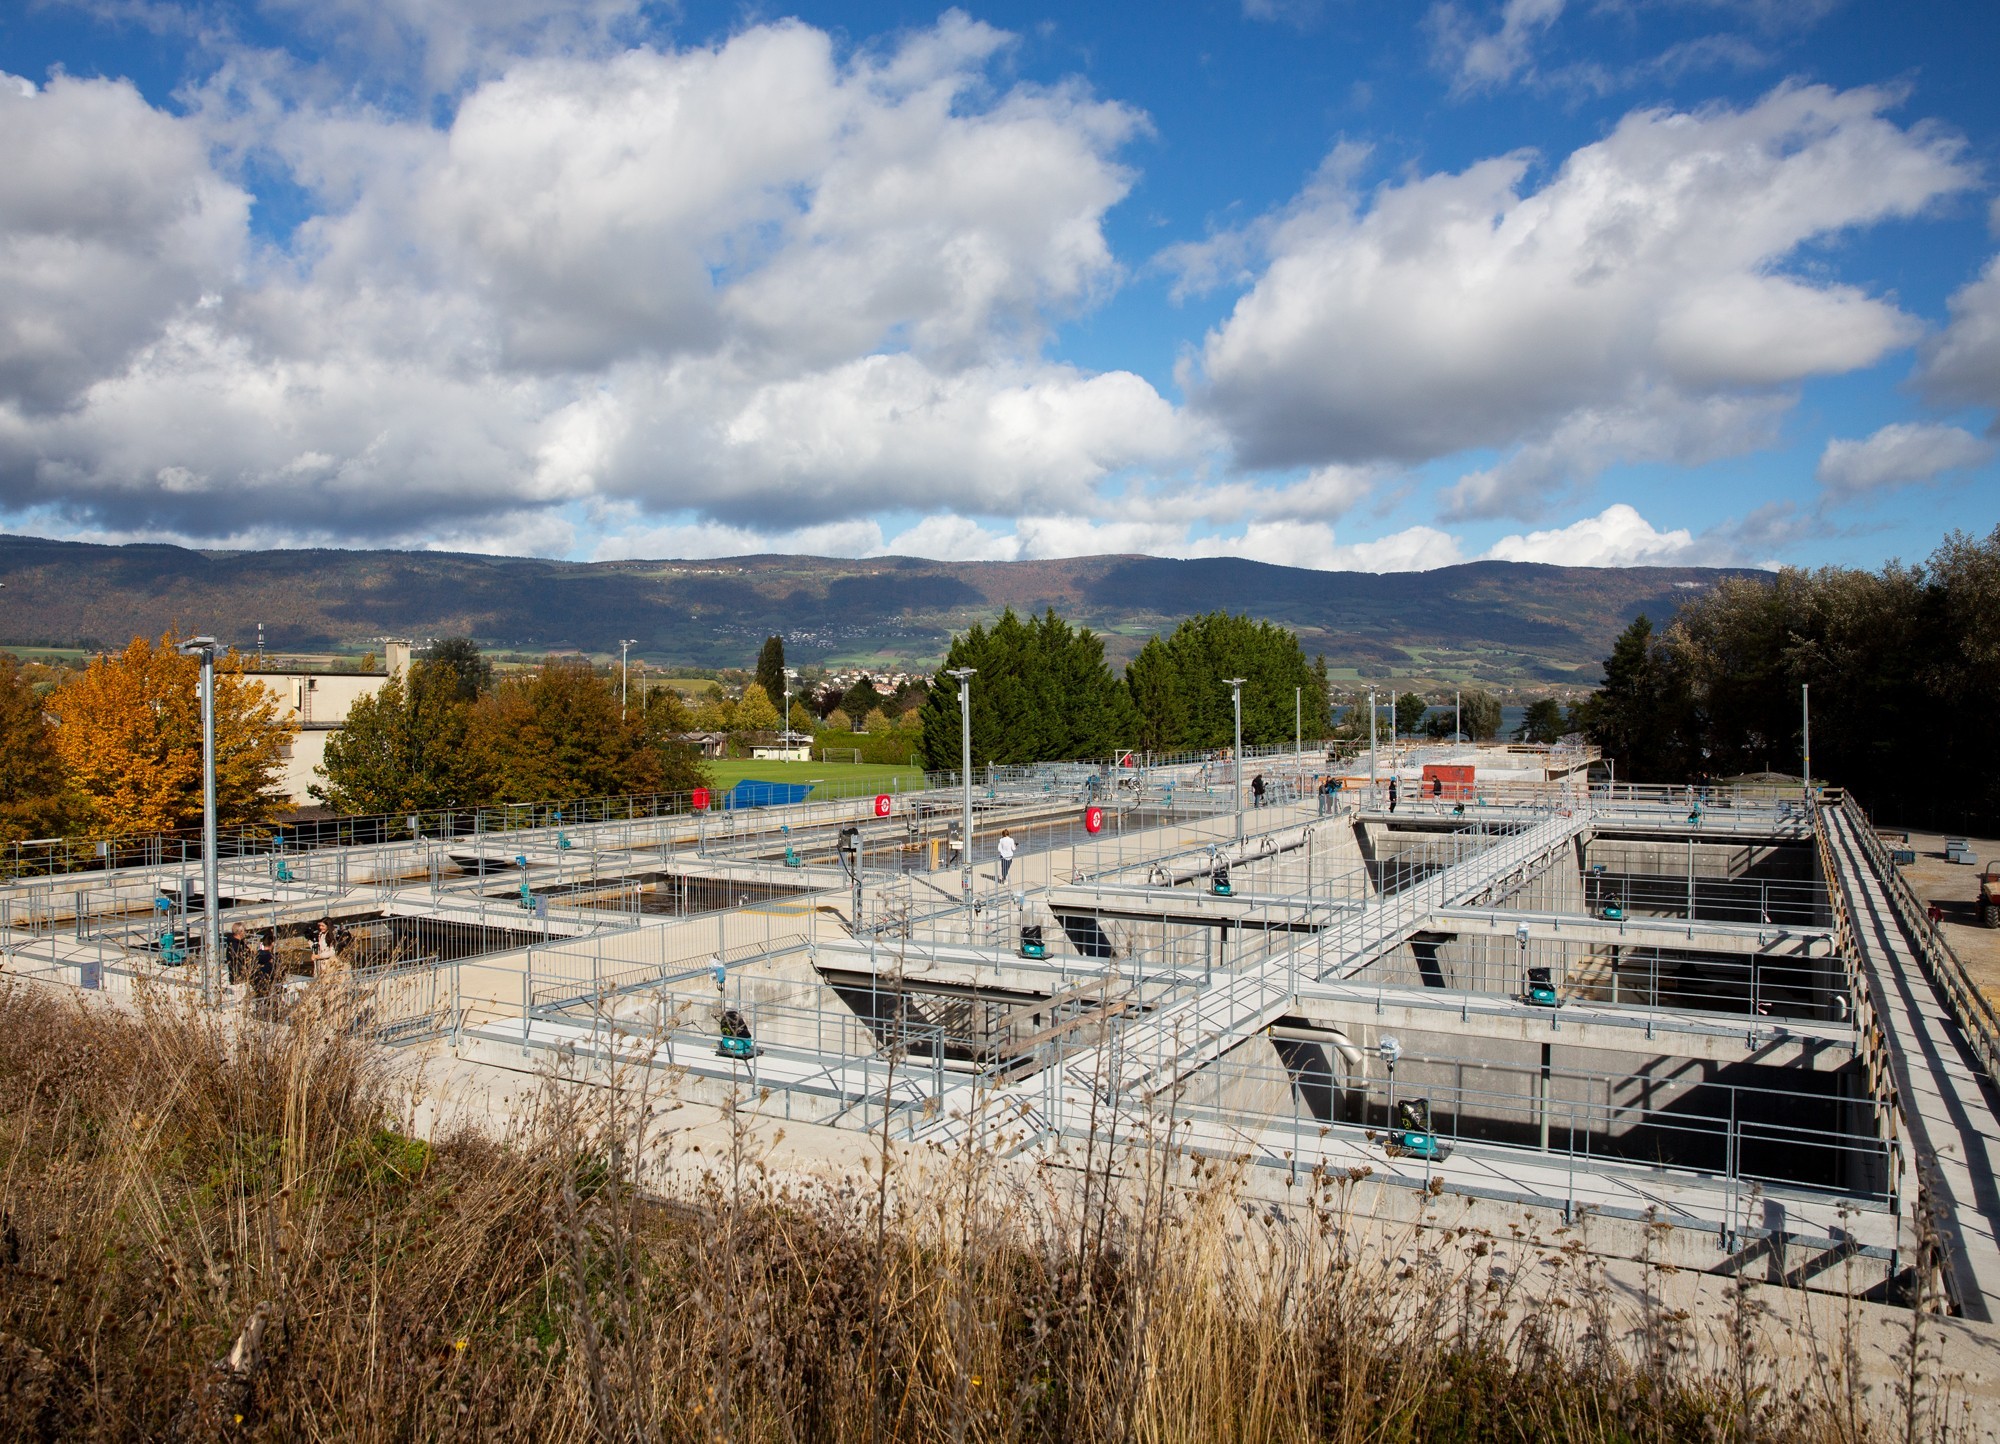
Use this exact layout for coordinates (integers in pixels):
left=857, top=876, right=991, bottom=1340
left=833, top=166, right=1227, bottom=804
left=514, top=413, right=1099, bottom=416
left=703, top=758, right=928, bottom=796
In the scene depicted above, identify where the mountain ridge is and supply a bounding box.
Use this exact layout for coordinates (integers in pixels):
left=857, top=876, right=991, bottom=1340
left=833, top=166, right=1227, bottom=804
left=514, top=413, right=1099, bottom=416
left=0, top=535, right=1756, bottom=689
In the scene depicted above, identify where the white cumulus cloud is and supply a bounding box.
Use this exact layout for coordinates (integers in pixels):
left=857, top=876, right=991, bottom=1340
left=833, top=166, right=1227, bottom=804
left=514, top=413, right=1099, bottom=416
left=1815, top=422, right=1994, bottom=501
left=1010, top=515, right=1460, bottom=571
left=0, top=17, right=1198, bottom=546
left=1919, top=255, right=2000, bottom=417
left=0, top=74, right=249, bottom=415
left=1427, top=0, right=1567, bottom=95
left=1485, top=504, right=1698, bottom=566
left=592, top=515, right=889, bottom=562
left=1183, top=83, right=1970, bottom=519
left=881, top=513, right=1022, bottom=562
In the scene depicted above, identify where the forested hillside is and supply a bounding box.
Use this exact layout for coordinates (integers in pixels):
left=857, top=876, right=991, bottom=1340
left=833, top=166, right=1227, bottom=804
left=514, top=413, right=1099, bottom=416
left=0, top=536, right=1750, bottom=690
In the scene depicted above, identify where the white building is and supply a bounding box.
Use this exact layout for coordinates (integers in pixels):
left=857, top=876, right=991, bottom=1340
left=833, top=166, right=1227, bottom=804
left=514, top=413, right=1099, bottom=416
left=247, top=642, right=406, bottom=805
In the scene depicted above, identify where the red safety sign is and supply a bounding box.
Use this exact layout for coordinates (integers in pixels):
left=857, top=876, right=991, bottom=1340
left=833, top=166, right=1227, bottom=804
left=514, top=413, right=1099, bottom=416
left=874, top=794, right=893, bottom=817
left=691, top=787, right=710, bottom=811
left=1084, top=805, right=1104, bottom=834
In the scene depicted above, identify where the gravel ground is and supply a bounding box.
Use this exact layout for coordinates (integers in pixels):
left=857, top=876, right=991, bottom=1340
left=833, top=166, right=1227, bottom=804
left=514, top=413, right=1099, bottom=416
left=1884, top=826, right=2000, bottom=1003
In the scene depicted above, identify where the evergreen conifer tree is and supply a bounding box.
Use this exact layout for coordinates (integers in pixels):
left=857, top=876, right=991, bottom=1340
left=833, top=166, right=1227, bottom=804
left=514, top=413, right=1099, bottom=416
left=754, top=636, right=786, bottom=707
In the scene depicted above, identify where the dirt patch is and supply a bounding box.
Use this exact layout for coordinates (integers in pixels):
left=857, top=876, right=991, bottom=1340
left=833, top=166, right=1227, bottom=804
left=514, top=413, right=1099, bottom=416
left=1883, top=826, right=2000, bottom=1005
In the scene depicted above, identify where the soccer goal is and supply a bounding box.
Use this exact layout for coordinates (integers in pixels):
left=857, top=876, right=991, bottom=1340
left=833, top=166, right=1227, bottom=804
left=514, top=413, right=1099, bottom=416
left=818, top=746, right=862, bottom=765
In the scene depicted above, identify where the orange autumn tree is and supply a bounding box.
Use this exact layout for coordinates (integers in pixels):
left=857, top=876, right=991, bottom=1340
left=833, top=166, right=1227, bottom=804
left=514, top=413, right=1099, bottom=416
left=50, top=632, right=297, bottom=837
left=0, top=654, right=72, bottom=843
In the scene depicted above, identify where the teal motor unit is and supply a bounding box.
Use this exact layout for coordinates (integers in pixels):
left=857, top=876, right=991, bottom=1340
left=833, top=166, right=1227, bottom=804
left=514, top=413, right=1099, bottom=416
left=716, top=1007, right=761, bottom=1061
left=153, top=895, right=187, bottom=965
left=1385, top=1097, right=1449, bottom=1161
left=1019, top=923, right=1047, bottom=960
left=1525, top=965, right=1559, bottom=1008
left=1211, top=862, right=1233, bottom=897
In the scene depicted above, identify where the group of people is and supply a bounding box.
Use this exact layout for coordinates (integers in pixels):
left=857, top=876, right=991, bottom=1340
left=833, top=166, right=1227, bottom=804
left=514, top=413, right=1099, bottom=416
left=221, top=916, right=351, bottom=1015
left=223, top=921, right=280, bottom=1010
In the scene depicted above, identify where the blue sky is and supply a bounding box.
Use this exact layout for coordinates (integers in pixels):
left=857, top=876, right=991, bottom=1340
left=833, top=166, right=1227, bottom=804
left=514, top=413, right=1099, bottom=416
left=1, top=0, right=1996, bottom=572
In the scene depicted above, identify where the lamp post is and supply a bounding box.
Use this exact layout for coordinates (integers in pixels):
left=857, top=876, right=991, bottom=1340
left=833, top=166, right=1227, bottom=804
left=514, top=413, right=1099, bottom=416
left=1368, top=687, right=1378, bottom=795
left=782, top=667, right=799, bottom=753
left=947, top=667, right=976, bottom=897
left=1225, top=678, right=1247, bottom=842
left=1295, top=684, right=1302, bottom=778
left=619, top=639, right=639, bottom=719
left=1801, top=683, right=1811, bottom=802
left=176, top=636, right=220, bottom=1005
left=1455, top=690, right=1461, bottom=745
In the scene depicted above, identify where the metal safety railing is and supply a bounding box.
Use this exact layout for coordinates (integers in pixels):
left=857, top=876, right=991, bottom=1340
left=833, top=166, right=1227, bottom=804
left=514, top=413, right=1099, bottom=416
left=1809, top=801, right=1912, bottom=1231
left=1837, top=794, right=2000, bottom=1091
left=1022, top=1025, right=1896, bottom=1221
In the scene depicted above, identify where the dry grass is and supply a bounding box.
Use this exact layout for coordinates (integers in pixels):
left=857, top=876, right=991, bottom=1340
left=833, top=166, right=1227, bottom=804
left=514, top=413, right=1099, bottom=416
left=0, top=980, right=1964, bottom=1442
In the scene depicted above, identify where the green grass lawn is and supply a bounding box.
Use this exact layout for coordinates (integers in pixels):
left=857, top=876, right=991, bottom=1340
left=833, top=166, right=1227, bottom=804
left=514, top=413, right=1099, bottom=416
left=704, top=758, right=928, bottom=796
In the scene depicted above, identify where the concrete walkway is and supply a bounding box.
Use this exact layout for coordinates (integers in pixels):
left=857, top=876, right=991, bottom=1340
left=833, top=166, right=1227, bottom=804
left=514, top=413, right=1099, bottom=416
left=1824, top=804, right=2000, bottom=1320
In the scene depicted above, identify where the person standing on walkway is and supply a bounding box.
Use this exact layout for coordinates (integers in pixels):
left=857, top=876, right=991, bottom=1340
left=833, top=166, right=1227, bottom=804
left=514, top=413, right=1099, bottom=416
left=1251, top=773, right=1266, bottom=808
left=224, top=921, right=250, bottom=987
left=996, top=829, right=1017, bottom=883
left=1388, top=777, right=1399, bottom=813
left=249, top=930, right=279, bottom=1017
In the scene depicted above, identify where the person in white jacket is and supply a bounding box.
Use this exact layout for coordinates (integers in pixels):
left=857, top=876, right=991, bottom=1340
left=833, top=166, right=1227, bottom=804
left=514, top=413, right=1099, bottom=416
left=997, top=830, right=1017, bottom=883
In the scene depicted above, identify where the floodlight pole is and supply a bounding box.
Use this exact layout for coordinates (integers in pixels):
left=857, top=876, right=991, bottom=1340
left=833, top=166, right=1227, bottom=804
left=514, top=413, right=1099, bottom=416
left=1295, top=685, right=1302, bottom=776
left=947, top=667, right=976, bottom=901
left=177, top=637, right=220, bottom=1006
left=1455, top=690, right=1461, bottom=745
left=1226, top=678, right=1247, bottom=842
left=619, top=639, right=639, bottom=719
left=782, top=667, right=798, bottom=750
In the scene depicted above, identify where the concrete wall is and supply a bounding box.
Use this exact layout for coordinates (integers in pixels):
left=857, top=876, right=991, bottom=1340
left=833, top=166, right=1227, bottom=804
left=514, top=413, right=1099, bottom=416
left=1179, top=1019, right=1871, bottom=1193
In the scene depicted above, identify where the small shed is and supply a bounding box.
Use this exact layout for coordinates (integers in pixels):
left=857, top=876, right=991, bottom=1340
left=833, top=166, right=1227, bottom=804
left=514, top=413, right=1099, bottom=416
left=1421, top=763, right=1476, bottom=799
left=678, top=731, right=729, bottom=759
